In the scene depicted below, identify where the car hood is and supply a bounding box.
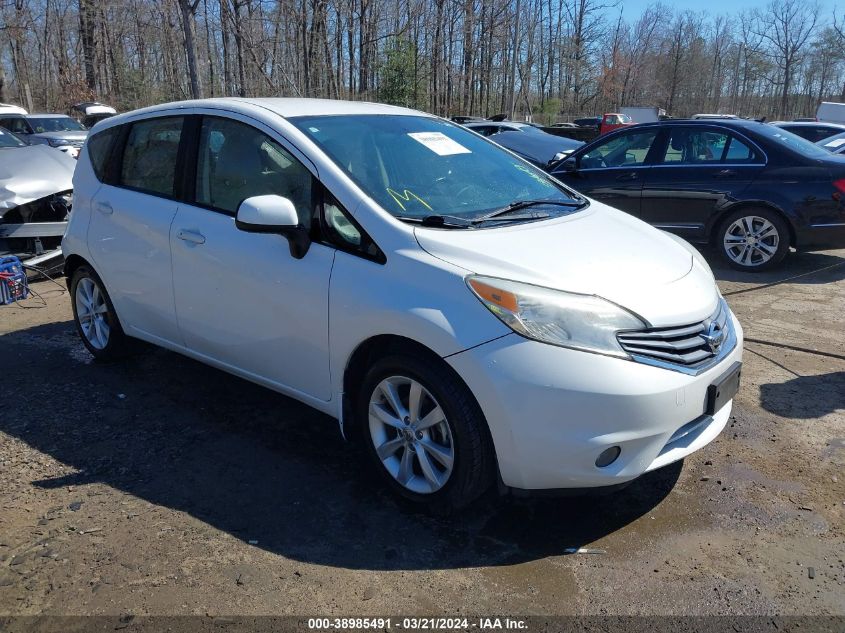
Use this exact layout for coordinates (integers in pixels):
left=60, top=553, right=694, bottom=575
left=31, top=130, right=88, bottom=142
left=414, top=202, right=720, bottom=327
left=0, top=145, right=75, bottom=212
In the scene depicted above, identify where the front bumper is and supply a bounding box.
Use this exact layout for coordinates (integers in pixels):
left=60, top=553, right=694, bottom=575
left=446, top=313, right=743, bottom=490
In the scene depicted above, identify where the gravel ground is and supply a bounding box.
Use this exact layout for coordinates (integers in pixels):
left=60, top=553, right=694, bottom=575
left=0, top=247, right=843, bottom=617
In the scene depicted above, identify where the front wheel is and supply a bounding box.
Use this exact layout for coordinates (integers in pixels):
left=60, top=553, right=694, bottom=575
left=717, top=209, right=790, bottom=271
left=358, top=354, right=494, bottom=512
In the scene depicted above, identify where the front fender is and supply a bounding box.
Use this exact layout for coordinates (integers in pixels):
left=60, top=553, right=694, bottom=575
left=328, top=248, right=510, bottom=416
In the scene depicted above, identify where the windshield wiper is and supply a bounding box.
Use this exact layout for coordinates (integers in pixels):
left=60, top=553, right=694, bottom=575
left=472, top=198, right=587, bottom=224
left=397, top=214, right=474, bottom=229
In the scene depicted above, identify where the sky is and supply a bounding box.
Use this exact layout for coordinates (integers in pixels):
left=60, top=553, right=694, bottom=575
left=619, top=0, right=836, bottom=18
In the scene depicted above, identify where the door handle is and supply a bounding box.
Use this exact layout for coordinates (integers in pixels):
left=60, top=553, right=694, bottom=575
left=616, top=172, right=638, bottom=182
left=94, top=201, right=113, bottom=215
left=176, top=229, right=206, bottom=245
left=714, top=169, right=737, bottom=178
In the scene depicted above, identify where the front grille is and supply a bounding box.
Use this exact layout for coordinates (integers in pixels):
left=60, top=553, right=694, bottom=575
left=618, top=300, right=730, bottom=369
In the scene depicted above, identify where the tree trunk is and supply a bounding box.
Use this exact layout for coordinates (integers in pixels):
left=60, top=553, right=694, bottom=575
left=78, top=0, right=97, bottom=91
left=178, top=0, right=203, bottom=99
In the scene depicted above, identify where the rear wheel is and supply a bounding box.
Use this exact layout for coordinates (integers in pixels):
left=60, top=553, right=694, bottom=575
left=70, top=266, right=132, bottom=361
left=358, top=354, right=494, bottom=512
left=717, top=209, right=790, bottom=271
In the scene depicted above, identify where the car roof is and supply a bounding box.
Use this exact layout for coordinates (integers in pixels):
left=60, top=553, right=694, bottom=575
left=613, top=119, right=763, bottom=130
left=772, top=120, right=845, bottom=129
left=26, top=113, right=74, bottom=119
left=105, top=97, right=425, bottom=123
left=465, top=120, right=527, bottom=127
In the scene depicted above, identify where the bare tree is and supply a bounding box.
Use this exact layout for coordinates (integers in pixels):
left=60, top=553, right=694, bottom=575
left=177, top=0, right=203, bottom=98
left=753, top=0, right=818, bottom=118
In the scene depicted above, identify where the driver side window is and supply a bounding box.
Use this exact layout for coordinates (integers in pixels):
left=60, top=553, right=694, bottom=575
left=195, top=116, right=313, bottom=226
left=580, top=131, right=658, bottom=169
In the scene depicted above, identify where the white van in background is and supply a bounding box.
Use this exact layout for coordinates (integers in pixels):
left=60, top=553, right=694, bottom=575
left=620, top=106, right=667, bottom=123
left=817, top=102, right=845, bottom=125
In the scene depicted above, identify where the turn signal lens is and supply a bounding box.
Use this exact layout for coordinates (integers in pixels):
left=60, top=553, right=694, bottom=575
left=467, top=278, right=519, bottom=312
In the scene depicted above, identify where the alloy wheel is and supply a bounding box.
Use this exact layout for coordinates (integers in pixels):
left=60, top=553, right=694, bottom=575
left=368, top=375, right=455, bottom=494
left=75, top=277, right=110, bottom=350
left=722, top=215, right=780, bottom=267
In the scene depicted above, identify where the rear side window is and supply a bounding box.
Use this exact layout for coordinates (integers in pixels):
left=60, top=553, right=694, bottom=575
left=661, top=129, right=728, bottom=164
left=724, top=136, right=759, bottom=162
left=120, top=117, right=184, bottom=197
left=87, top=126, right=120, bottom=182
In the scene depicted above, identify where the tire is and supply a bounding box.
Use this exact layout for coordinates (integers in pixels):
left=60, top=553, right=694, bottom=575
left=717, top=208, right=790, bottom=271
left=357, top=353, right=495, bottom=512
left=70, top=265, right=133, bottom=361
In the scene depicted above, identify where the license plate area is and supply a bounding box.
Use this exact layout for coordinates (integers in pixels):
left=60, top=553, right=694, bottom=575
left=706, top=361, right=742, bottom=415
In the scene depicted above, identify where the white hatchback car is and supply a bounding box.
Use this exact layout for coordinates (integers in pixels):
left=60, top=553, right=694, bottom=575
left=63, top=98, right=743, bottom=511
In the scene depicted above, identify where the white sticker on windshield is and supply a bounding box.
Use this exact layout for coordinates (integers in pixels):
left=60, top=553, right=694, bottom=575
left=408, top=132, right=471, bottom=156
left=824, top=138, right=845, bottom=148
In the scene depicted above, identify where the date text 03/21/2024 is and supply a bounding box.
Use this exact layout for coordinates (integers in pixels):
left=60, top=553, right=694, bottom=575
left=307, top=617, right=528, bottom=630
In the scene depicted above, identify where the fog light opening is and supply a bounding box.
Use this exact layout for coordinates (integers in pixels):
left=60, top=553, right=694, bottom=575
left=595, top=446, right=621, bottom=468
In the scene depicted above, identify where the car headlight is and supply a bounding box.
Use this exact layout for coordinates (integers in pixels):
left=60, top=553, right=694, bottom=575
left=467, top=275, right=645, bottom=357
left=47, top=138, right=65, bottom=147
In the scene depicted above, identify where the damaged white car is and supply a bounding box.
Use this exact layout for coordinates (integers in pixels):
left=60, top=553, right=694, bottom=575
left=0, top=127, right=74, bottom=271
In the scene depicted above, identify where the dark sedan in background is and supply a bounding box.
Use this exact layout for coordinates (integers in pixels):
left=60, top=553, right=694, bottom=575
left=551, top=119, right=845, bottom=271
left=464, top=121, right=584, bottom=168
left=486, top=129, right=583, bottom=168
left=771, top=121, right=845, bottom=143
left=817, top=132, right=845, bottom=156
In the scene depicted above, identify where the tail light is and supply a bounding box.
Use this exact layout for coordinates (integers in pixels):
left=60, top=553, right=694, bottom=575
left=834, top=179, right=845, bottom=200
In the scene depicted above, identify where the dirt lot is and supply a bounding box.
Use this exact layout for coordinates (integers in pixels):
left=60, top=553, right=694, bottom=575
left=1, top=248, right=844, bottom=618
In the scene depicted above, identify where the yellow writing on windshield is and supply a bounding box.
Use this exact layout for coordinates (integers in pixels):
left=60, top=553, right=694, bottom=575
left=387, top=188, right=433, bottom=212
left=513, top=163, right=554, bottom=188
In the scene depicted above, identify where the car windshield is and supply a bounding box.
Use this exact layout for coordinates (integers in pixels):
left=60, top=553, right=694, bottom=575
left=817, top=132, right=845, bottom=151
left=0, top=128, right=26, bottom=148
left=756, top=124, right=832, bottom=159
left=28, top=117, right=86, bottom=133
left=291, top=114, right=582, bottom=222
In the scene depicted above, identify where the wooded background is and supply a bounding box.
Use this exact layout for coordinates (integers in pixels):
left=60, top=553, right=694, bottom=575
left=1, top=0, right=844, bottom=123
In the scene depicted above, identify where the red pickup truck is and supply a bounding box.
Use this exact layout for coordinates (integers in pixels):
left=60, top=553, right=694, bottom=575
left=599, top=113, right=634, bottom=136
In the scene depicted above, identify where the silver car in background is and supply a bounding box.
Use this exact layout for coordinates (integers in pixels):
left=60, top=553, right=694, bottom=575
left=0, top=127, right=75, bottom=270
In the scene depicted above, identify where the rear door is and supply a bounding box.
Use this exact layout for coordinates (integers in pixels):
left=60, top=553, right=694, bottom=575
left=639, top=127, right=765, bottom=241
left=555, top=128, right=660, bottom=215
left=86, top=115, right=185, bottom=345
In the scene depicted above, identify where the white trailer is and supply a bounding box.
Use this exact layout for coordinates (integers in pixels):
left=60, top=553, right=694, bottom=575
left=817, top=102, right=845, bottom=124
left=620, top=106, right=667, bottom=123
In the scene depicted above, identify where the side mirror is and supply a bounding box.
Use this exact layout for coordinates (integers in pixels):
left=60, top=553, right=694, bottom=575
left=235, top=195, right=311, bottom=259
left=562, top=157, right=578, bottom=173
